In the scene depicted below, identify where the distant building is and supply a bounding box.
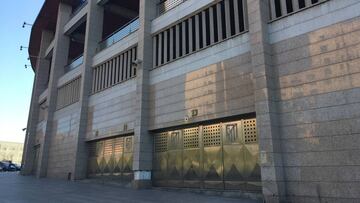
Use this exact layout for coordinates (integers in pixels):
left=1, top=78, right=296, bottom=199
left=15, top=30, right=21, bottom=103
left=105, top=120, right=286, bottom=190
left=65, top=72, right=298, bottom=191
left=0, top=141, right=23, bottom=164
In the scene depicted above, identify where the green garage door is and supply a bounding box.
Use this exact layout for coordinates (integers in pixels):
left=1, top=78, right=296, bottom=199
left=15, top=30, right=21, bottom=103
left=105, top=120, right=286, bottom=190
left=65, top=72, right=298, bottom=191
left=153, top=118, right=261, bottom=191
left=87, top=135, right=133, bottom=181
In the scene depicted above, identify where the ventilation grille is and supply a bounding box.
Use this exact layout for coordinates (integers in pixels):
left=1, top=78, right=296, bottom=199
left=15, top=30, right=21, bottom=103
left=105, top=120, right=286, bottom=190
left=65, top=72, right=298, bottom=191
left=155, top=133, right=168, bottom=152
left=183, top=127, right=199, bottom=149
left=244, top=119, right=257, bottom=144
left=92, top=46, right=137, bottom=94
left=56, top=77, right=81, bottom=110
left=203, top=124, right=221, bottom=147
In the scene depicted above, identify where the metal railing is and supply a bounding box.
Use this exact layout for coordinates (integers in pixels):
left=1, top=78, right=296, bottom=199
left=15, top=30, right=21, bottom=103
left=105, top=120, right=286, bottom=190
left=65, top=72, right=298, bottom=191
left=98, top=17, right=140, bottom=52
left=70, top=0, right=88, bottom=19
left=157, top=0, right=187, bottom=16
left=269, top=0, right=328, bottom=21
left=65, top=54, right=84, bottom=73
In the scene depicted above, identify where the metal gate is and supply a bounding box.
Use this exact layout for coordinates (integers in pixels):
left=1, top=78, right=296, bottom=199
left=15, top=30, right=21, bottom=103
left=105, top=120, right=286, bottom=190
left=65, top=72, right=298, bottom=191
left=87, top=135, right=133, bottom=181
left=153, top=119, right=261, bottom=191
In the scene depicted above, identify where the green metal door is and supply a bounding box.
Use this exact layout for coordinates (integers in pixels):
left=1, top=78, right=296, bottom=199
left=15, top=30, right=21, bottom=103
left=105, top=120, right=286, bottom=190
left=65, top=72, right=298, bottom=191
left=87, top=135, right=134, bottom=181
left=153, top=118, right=261, bottom=191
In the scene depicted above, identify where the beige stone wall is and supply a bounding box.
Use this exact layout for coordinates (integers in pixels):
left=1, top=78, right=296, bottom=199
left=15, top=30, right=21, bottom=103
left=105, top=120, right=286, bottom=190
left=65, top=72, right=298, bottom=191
left=0, top=141, right=24, bottom=164
left=86, top=80, right=137, bottom=141
left=273, top=16, right=360, bottom=202
left=46, top=103, right=80, bottom=178
left=149, top=53, right=255, bottom=130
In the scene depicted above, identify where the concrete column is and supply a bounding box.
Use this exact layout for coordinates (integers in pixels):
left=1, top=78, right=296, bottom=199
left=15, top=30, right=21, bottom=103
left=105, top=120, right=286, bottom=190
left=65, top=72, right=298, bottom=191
left=72, top=0, right=104, bottom=180
left=247, top=0, right=286, bottom=202
left=36, top=3, right=72, bottom=178
left=21, top=30, right=53, bottom=176
left=133, top=0, right=157, bottom=189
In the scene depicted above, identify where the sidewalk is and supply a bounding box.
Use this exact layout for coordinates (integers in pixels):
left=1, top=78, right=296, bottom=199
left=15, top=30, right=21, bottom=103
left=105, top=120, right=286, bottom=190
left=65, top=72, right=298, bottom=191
left=0, top=173, right=261, bottom=203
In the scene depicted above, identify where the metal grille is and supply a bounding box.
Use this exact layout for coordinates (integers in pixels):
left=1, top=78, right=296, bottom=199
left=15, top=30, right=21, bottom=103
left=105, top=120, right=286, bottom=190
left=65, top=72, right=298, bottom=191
left=269, top=0, right=329, bottom=21
left=103, top=139, right=114, bottom=155
left=154, top=0, right=248, bottom=68
left=203, top=124, right=221, bottom=147
left=155, top=133, right=168, bottom=152
left=92, top=47, right=137, bottom=94
left=56, top=77, right=81, bottom=110
left=243, top=119, right=257, bottom=144
left=114, top=137, right=124, bottom=154
left=183, top=127, right=199, bottom=149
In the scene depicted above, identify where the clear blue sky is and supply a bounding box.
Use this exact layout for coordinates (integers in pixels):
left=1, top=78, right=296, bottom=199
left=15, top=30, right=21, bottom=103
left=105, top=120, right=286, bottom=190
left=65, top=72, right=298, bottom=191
left=0, top=1, right=44, bottom=143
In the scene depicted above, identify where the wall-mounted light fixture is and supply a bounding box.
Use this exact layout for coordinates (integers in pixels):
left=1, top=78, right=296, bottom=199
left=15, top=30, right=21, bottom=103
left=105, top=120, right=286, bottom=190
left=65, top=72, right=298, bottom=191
left=22, top=22, right=33, bottom=28
left=20, top=46, right=28, bottom=51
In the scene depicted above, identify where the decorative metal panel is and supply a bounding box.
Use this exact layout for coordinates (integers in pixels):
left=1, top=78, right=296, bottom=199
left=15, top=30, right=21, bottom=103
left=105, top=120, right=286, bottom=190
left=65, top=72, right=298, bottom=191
left=167, top=131, right=183, bottom=186
left=183, top=127, right=199, bottom=149
left=87, top=135, right=133, bottom=180
left=243, top=119, right=257, bottom=144
left=152, top=118, right=261, bottom=191
left=155, top=132, right=168, bottom=152
left=168, top=131, right=182, bottom=150
left=203, top=124, right=221, bottom=147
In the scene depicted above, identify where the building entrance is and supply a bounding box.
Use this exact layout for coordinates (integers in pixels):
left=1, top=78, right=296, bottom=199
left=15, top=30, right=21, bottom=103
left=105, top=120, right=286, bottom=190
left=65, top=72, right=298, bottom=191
left=153, top=118, right=261, bottom=191
left=87, top=135, right=133, bottom=181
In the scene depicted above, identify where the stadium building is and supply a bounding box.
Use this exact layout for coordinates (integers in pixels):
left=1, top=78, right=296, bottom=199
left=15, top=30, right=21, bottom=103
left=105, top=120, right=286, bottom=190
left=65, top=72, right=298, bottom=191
left=22, top=0, right=360, bottom=202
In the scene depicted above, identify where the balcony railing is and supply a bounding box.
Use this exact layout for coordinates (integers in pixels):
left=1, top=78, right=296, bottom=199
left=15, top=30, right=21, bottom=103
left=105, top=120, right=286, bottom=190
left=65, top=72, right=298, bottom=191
left=65, top=54, right=84, bottom=73
left=70, top=0, right=88, bottom=18
left=269, top=0, right=328, bottom=21
left=157, top=0, right=187, bottom=16
left=98, top=17, right=140, bottom=52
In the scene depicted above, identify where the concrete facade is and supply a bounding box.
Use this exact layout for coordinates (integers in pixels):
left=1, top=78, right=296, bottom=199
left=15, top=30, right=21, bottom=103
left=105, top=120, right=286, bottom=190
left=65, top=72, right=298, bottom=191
left=23, top=0, right=360, bottom=202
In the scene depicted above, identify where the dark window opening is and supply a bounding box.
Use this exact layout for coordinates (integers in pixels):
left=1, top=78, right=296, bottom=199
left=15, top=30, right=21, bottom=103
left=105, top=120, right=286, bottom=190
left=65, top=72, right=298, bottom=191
left=121, top=54, right=125, bottom=81
left=213, top=5, right=219, bottom=43
left=172, top=26, right=177, bottom=60
left=133, top=48, right=137, bottom=76
left=155, top=35, right=159, bottom=66
left=191, top=16, right=197, bottom=52
left=185, top=21, right=190, bottom=54
left=274, top=0, right=282, bottom=17
left=167, top=30, right=171, bottom=62
left=205, top=9, right=211, bottom=46
left=161, top=32, right=165, bottom=64
left=199, top=14, right=204, bottom=49
left=178, top=24, right=183, bottom=57
left=220, top=1, right=227, bottom=39
left=238, top=0, right=245, bottom=31
left=312, top=0, right=319, bottom=4
left=229, top=0, right=236, bottom=36
left=298, top=0, right=306, bottom=9
left=286, top=0, right=294, bottom=13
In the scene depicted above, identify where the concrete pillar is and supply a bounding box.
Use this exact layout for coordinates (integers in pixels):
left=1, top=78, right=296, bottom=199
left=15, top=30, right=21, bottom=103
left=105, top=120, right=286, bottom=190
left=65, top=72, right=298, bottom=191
left=36, top=3, right=72, bottom=178
left=132, top=0, right=157, bottom=189
left=21, top=30, right=53, bottom=175
left=72, top=0, right=104, bottom=180
left=247, top=0, right=286, bottom=202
